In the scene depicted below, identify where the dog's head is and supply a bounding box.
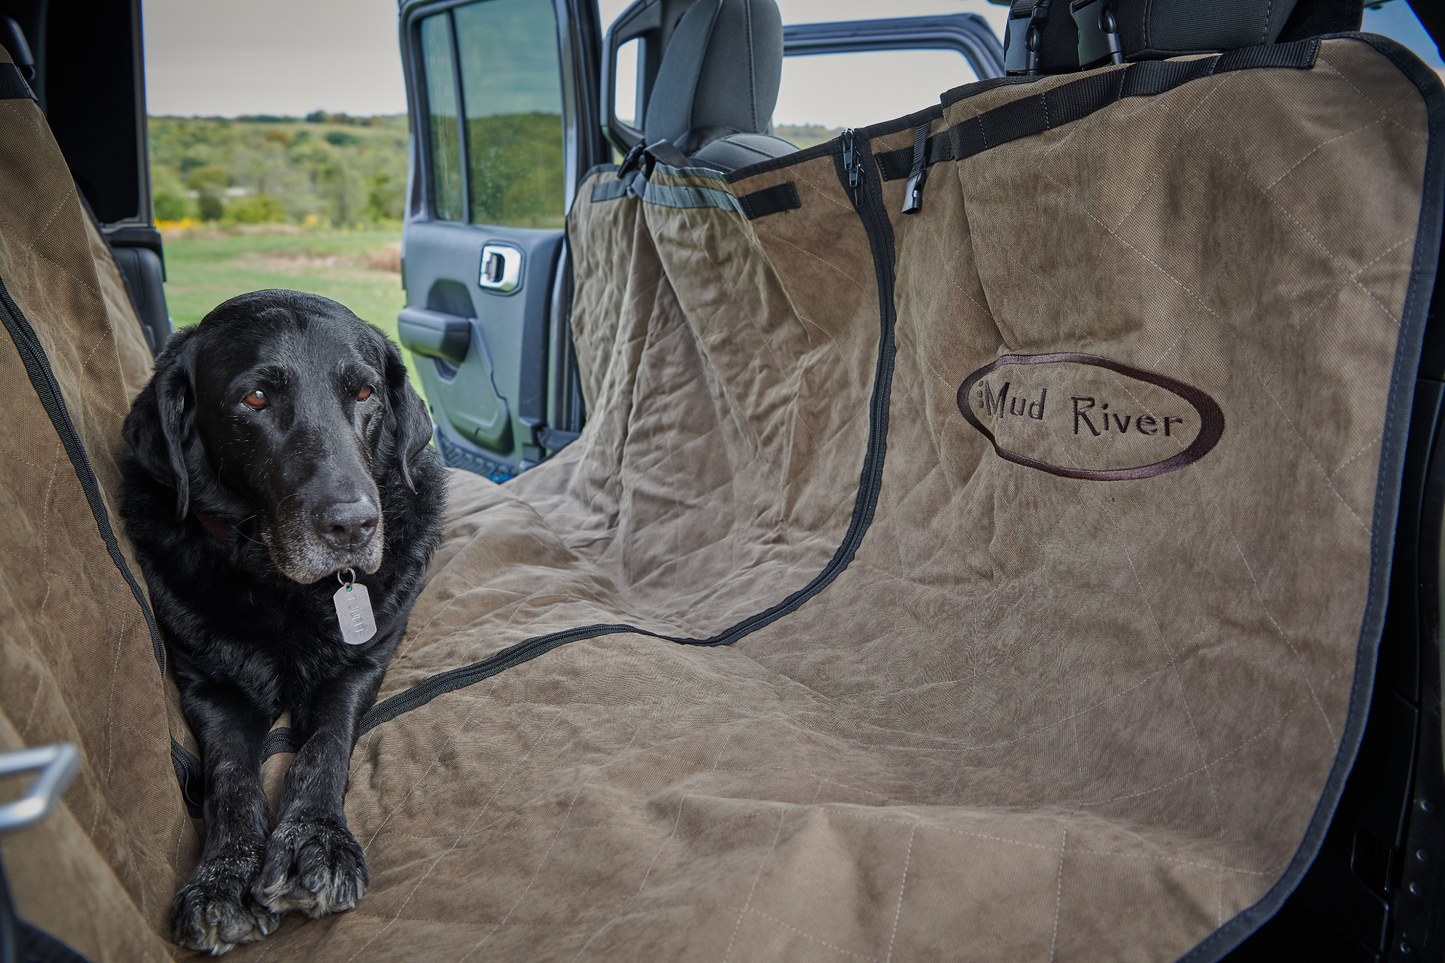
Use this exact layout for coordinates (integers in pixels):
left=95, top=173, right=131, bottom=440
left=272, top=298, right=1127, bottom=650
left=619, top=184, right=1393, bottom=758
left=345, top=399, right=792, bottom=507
left=123, top=290, right=434, bottom=583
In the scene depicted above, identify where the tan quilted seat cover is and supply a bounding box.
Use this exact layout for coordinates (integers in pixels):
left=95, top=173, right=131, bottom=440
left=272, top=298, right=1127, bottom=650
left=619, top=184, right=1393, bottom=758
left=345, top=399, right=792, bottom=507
left=0, top=36, right=1439, bottom=963
left=0, top=50, right=193, bottom=962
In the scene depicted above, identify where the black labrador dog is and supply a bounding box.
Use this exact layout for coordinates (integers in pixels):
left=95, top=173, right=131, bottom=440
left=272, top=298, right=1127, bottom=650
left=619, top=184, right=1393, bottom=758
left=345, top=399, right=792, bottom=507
left=120, top=290, right=446, bottom=954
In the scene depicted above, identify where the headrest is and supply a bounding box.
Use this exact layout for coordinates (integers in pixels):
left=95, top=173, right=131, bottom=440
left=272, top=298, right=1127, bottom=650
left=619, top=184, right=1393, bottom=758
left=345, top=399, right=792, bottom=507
left=1002, top=0, right=1361, bottom=74
left=0, top=16, right=35, bottom=81
left=643, top=0, right=783, bottom=145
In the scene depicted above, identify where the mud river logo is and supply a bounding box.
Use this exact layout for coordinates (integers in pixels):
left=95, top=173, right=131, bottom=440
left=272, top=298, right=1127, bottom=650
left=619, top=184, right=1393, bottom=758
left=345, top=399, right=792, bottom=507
left=955, top=352, right=1224, bottom=480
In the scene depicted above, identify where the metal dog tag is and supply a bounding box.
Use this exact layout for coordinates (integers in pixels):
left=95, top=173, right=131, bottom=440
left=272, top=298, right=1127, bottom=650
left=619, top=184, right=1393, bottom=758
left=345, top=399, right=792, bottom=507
left=332, top=574, right=377, bottom=645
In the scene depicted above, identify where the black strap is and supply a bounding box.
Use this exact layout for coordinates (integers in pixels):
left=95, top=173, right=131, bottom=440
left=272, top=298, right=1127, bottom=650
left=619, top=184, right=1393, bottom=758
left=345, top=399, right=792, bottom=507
left=0, top=62, right=33, bottom=101
left=738, top=181, right=801, bottom=220
left=879, top=38, right=1320, bottom=182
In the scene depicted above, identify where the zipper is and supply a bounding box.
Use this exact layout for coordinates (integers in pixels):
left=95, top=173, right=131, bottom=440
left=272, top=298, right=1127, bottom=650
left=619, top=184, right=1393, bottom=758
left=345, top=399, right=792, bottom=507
left=843, top=128, right=862, bottom=202
left=842, top=127, right=861, bottom=204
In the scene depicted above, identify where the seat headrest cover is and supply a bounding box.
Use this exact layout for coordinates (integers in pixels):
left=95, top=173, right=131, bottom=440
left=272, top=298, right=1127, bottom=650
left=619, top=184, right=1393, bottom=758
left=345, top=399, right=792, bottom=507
left=1115, top=0, right=1302, bottom=60
left=643, top=0, right=784, bottom=145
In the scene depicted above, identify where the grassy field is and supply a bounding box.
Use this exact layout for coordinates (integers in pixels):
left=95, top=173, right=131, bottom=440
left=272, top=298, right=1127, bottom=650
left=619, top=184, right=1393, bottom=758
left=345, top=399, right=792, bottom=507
left=161, top=227, right=423, bottom=393
left=773, top=125, right=844, bottom=151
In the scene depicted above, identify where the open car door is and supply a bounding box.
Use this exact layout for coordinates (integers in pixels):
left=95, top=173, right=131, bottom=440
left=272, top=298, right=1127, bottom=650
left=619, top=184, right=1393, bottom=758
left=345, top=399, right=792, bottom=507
left=397, top=0, right=606, bottom=481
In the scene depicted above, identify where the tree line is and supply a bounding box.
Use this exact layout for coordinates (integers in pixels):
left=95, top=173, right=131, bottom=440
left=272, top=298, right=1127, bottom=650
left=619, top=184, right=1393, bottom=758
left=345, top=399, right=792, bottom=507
left=148, top=113, right=409, bottom=228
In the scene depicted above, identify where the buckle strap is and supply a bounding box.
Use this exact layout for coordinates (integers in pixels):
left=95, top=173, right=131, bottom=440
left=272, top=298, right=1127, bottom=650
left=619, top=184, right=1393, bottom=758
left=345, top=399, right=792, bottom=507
left=1004, top=0, right=1054, bottom=77
left=617, top=138, right=694, bottom=182
left=1071, top=0, right=1124, bottom=70
left=901, top=122, right=932, bottom=215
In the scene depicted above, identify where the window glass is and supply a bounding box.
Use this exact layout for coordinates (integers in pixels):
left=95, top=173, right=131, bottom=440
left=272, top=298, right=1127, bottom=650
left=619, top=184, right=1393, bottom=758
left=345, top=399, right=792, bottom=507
left=421, top=13, right=465, bottom=221
left=774, top=50, right=978, bottom=139
left=454, top=0, right=566, bottom=228
left=614, top=37, right=642, bottom=128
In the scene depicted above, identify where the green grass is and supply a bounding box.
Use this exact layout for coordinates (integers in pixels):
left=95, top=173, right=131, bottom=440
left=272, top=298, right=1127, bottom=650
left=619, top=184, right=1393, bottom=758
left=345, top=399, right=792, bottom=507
left=161, top=228, right=424, bottom=394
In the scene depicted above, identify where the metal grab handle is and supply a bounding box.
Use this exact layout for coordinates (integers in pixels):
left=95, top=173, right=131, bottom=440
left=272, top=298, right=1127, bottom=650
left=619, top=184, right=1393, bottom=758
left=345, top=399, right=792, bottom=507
left=0, top=745, right=78, bottom=834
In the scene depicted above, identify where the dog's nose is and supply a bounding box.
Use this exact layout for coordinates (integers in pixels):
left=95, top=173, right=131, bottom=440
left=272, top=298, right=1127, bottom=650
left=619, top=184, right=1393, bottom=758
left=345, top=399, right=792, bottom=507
left=316, top=498, right=379, bottom=550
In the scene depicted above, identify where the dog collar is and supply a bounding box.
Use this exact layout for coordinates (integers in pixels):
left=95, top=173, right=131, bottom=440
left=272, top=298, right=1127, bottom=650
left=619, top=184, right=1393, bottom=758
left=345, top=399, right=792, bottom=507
left=191, top=508, right=233, bottom=546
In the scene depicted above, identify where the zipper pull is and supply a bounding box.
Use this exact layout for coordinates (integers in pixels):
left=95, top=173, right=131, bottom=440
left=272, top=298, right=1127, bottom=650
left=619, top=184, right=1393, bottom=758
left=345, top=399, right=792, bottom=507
left=841, top=128, right=861, bottom=203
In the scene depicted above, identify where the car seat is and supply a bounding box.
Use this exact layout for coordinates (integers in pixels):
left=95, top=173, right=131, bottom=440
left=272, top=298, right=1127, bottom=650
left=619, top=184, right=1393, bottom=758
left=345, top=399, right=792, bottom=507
left=639, top=0, right=797, bottom=172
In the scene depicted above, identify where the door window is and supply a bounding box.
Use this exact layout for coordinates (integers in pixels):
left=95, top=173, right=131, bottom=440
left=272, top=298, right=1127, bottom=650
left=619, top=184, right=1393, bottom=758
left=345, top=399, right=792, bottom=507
left=418, top=0, right=566, bottom=228
left=775, top=49, right=979, bottom=134
left=420, top=13, right=465, bottom=221
left=455, top=0, right=566, bottom=228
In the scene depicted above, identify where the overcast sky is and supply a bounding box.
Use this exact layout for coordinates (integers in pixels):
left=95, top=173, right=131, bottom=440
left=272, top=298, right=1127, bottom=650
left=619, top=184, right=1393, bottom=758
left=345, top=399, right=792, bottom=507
left=142, top=0, right=1441, bottom=124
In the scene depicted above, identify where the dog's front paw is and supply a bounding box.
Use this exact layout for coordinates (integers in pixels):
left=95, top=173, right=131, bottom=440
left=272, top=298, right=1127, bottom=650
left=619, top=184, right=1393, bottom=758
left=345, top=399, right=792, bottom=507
left=255, top=817, right=368, bottom=918
left=172, top=854, right=281, bottom=955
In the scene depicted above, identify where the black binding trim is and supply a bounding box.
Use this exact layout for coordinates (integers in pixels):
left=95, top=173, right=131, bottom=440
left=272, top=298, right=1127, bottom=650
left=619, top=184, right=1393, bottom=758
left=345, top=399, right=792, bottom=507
left=1178, top=34, right=1445, bottom=963
left=720, top=139, right=841, bottom=183
left=326, top=131, right=899, bottom=741
left=737, top=181, right=801, bottom=220
left=0, top=63, right=33, bottom=101
left=879, top=39, right=1321, bottom=181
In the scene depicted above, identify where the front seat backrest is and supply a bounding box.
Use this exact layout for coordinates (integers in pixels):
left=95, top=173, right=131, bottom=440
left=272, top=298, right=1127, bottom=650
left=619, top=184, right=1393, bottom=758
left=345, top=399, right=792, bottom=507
left=642, top=0, right=796, bottom=172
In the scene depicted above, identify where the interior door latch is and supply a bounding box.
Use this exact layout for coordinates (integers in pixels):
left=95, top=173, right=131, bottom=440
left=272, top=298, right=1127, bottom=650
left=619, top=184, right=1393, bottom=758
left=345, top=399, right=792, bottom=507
left=479, top=243, right=523, bottom=293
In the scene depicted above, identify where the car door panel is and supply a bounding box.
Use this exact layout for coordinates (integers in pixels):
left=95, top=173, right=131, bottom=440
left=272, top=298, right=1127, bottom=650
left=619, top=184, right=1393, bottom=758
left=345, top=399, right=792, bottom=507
left=400, top=0, right=602, bottom=479
left=399, top=220, right=562, bottom=468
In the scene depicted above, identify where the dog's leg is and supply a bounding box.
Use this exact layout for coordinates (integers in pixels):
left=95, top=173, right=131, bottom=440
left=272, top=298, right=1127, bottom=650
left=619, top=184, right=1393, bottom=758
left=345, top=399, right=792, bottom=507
left=254, top=660, right=386, bottom=919
left=171, top=683, right=281, bottom=955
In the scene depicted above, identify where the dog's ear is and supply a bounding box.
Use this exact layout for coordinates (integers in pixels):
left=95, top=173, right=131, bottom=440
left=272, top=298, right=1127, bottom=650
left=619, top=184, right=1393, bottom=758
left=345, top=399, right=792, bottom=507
left=379, top=333, right=434, bottom=491
left=122, top=329, right=200, bottom=519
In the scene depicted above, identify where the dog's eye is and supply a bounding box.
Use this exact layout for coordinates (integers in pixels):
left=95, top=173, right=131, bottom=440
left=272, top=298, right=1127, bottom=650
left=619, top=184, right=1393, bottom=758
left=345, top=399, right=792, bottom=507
left=356, top=385, right=374, bottom=402
left=242, top=389, right=269, bottom=410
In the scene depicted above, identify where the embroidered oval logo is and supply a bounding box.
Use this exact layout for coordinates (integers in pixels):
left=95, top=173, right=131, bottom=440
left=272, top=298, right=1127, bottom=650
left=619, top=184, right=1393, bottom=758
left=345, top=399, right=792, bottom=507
left=955, top=353, right=1224, bottom=480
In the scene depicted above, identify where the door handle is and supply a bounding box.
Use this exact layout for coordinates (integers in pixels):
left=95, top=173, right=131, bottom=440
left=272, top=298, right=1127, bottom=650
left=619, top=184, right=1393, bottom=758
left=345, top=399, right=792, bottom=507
left=398, top=307, right=472, bottom=364
left=479, top=243, right=523, bottom=293
left=0, top=744, right=79, bottom=834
